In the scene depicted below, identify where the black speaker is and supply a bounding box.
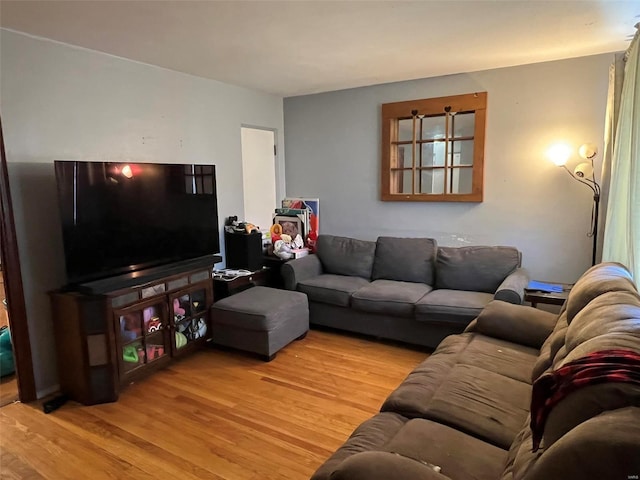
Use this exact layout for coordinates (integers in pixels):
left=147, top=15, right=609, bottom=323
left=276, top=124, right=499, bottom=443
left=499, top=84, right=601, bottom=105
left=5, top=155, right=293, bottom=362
left=224, top=231, right=263, bottom=271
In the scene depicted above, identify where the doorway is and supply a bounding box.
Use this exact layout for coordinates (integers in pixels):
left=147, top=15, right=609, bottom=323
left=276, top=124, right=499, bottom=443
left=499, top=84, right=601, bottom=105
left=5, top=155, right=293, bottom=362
left=240, top=127, right=277, bottom=232
left=0, top=116, right=37, bottom=405
left=0, top=271, right=18, bottom=406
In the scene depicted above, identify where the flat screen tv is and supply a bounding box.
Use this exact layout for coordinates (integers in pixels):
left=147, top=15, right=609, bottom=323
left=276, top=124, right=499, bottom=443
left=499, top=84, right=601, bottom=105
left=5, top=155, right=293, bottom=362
left=54, top=160, right=220, bottom=285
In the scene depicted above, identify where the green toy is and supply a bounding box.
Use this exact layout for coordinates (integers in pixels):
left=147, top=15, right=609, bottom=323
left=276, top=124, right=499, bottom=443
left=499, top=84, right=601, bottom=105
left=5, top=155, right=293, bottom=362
left=175, top=331, right=188, bottom=349
left=122, top=344, right=139, bottom=363
left=0, top=326, right=15, bottom=377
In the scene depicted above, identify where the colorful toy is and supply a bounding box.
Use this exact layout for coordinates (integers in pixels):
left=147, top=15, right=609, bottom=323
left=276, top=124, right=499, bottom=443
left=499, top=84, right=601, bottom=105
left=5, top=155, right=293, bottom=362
left=146, top=318, right=162, bottom=333
left=146, top=344, right=164, bottom=360
left=185, top=318, right=207, bottom=340
left=306, top=229, right=318, bottom=253
left=0, top=326, right=15, bottom=377
left=122, top=344, right=139, bottom=363
left=175, top=331, right=188, bottom=349
left=173, top=298, right=186, bottom=321
left=176, top=320, right=188, bottom=333
left=270, top=223, right=283, bottom=244
left=273, top=233, right=304, bottom=260
left=120, top=314, right=140, bottom=342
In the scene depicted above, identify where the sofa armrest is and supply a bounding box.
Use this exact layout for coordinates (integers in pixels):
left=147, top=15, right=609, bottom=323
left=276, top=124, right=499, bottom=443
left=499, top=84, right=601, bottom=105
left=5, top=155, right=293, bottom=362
left=465, top=300, right=557, bottom=349
left=280, top=254, right=323, bottom=291
left=494, top=267, right=529, bottom=304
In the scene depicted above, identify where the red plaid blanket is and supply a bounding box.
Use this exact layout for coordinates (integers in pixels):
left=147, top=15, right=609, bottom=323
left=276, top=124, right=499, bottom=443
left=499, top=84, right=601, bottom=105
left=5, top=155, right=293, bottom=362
left=530, top=349, right=640, bottom=451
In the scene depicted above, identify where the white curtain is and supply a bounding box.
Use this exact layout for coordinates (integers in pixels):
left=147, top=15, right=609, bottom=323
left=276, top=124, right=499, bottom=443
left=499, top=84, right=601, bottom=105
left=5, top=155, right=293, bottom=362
left=601, top=26, right=640, bottom=280
left=598, top=53, right=624, bottom=261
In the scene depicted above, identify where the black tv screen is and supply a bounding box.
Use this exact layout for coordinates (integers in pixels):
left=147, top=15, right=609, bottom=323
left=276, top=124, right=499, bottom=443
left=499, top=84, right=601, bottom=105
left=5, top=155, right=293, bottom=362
left=54, top=160, right=220, bottom=285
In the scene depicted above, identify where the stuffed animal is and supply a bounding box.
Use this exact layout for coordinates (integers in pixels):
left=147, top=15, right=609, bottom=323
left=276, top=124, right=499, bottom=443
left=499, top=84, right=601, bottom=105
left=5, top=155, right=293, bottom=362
left=173, top=298, right=186, bottom=321
left=270, top=223, right=283, bottom=244
left=273, top=239, right=293, bottom=260
left=122, top=344, right=141, bottom=363
left=175, top=331, right=188, bottom=349
left=306, top=230, right=318, bottom=253
left=273, top=233, right=305, bottom=260
left=185, top=318, right=207, bottom=340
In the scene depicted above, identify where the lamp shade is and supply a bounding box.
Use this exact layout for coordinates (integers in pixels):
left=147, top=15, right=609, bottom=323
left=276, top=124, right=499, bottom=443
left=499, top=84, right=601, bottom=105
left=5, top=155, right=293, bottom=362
left=547, top=143, right=572, bottom=166
left=574, top=162, right=594, bottom=178
left=578, top=143, right=598, bottom=159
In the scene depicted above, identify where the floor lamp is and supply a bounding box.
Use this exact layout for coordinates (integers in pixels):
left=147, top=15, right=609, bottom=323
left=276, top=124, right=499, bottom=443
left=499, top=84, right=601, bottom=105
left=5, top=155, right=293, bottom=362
left=548, top=143, right=602, bottom=266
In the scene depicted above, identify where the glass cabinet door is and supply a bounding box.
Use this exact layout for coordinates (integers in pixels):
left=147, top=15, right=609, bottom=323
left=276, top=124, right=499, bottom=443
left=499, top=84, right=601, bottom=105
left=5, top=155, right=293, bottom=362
left=171, top=285, right=210, bottom=354
left=116, top=300, right=169, bottom=376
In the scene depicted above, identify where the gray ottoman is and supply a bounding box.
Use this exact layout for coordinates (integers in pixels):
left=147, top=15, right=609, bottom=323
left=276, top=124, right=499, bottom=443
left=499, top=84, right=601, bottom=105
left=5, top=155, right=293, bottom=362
left=211, top=286, right=309, bottom=360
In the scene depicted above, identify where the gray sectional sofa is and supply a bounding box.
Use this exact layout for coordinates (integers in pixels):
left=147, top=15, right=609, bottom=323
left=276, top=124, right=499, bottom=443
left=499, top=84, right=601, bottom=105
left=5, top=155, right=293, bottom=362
left=311, top=262, right=640, bottom=480
left=282, top=235, right=529, bottom=348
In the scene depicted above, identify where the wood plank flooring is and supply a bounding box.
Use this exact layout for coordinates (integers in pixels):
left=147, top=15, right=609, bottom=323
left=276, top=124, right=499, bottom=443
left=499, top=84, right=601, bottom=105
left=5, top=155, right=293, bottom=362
left=0, top=329, right=428, bottom=479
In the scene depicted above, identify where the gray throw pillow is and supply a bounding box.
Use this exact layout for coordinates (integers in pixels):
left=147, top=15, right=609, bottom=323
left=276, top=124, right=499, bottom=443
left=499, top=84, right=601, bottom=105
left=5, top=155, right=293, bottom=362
left=316, top=235, right=376, bottom=279
left=372, top=237, right=437, bottom=285
left=436, top=246, right=521, bottom=293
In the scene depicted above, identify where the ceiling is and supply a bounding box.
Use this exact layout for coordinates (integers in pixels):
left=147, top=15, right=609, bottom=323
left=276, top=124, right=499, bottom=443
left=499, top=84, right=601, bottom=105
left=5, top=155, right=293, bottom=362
left=1, top=1, right=638, bottom=97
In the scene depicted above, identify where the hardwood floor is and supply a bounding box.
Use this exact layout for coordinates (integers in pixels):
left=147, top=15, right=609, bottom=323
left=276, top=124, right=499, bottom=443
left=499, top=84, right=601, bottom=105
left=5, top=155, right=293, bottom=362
left=0, top=272, right=18, bottom=407
left=0, top=329, right=428, bottom=479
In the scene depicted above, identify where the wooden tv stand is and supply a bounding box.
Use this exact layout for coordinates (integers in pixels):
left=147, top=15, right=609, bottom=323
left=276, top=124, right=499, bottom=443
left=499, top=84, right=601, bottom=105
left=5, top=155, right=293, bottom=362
left=49, top=256, right=220, bottom=405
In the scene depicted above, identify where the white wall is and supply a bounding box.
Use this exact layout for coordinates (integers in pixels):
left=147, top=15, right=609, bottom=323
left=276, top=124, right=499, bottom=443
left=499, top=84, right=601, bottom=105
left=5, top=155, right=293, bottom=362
left=0, top=29, right=285, bottom=396
left=284, top=54, right=613, bottom=284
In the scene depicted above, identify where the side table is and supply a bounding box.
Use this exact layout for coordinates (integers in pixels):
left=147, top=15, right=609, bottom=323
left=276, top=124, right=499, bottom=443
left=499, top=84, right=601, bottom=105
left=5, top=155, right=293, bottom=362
left=213, top=268, right=270, bottom=301
left=261, top=255, right=288, bottom=289
left=524, top=282, right=572, bottom=308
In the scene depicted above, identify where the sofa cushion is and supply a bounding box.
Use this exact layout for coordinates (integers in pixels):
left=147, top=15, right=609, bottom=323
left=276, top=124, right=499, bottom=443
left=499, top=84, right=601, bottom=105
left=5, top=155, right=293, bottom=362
left=297, top=274, right=370, bottom=307
left=422, top=364, right=531, bottom=449
left=500, top=415, right=535, bottom=480
left=328, top=451, right=447, bottom=480
left=351, top=279, right=432, bottom=318
left=382, top=334, right=473, bottom=417
left=457, top=334, right=539, bottom=384
left=562, top=290, right=640, bottom=359
left=524, top=407, right=640, bottom=480
left=536, top=289, right=640, bottom=451
left=316, top=235, right=376, bottom=279
left=324, top=417, right=508, bottom=480
left=310, top=412, right=408, bottom=480
left=435, top=246, right=521, bottom=293
left=372, top=237, right=437, bottom=285
left=565, top=261, right=636, bottom=324
left=531, top=313, right=569, bottom=382
left=382, top=333, right=532, bottom=449
left=471, top=300, right=557, bottom=349
left=415, top=289, right=493, bottom=325
left=381, top=418, right=508, bottom=480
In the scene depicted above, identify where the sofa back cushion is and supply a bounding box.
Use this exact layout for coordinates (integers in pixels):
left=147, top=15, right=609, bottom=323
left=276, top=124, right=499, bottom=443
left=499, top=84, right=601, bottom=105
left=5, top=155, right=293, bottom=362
left=565, top=262, right=636, bottom=324
left=538, top=288, right=640, bottom=449
left=372, top=237, right=437, bottom=284
left=506, top=262, right=640, bottom=480
left=435, top=246, right=521, bottom=293
left=316, top=235, right=377, bottom=279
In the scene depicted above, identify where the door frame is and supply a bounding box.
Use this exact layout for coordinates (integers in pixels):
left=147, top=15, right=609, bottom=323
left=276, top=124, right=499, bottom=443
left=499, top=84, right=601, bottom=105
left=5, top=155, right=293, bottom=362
left=0, top=115, right=37, bottom=402
left=240, top=124, right=283, bottom=206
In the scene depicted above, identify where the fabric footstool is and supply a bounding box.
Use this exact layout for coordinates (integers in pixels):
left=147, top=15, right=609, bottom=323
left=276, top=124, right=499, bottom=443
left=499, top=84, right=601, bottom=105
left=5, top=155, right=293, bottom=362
left=211, top=286, right=309, bottom=361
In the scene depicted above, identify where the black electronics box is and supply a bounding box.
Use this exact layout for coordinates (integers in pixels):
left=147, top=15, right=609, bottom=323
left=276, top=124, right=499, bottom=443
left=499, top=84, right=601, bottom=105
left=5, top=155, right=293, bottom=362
left=224, top=231, right=263, bottom=271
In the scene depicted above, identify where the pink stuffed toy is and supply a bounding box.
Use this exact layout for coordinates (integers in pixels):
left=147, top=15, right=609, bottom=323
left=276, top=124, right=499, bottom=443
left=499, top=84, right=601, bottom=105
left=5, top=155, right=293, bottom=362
left=173, top=298, right=186, bottom=321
